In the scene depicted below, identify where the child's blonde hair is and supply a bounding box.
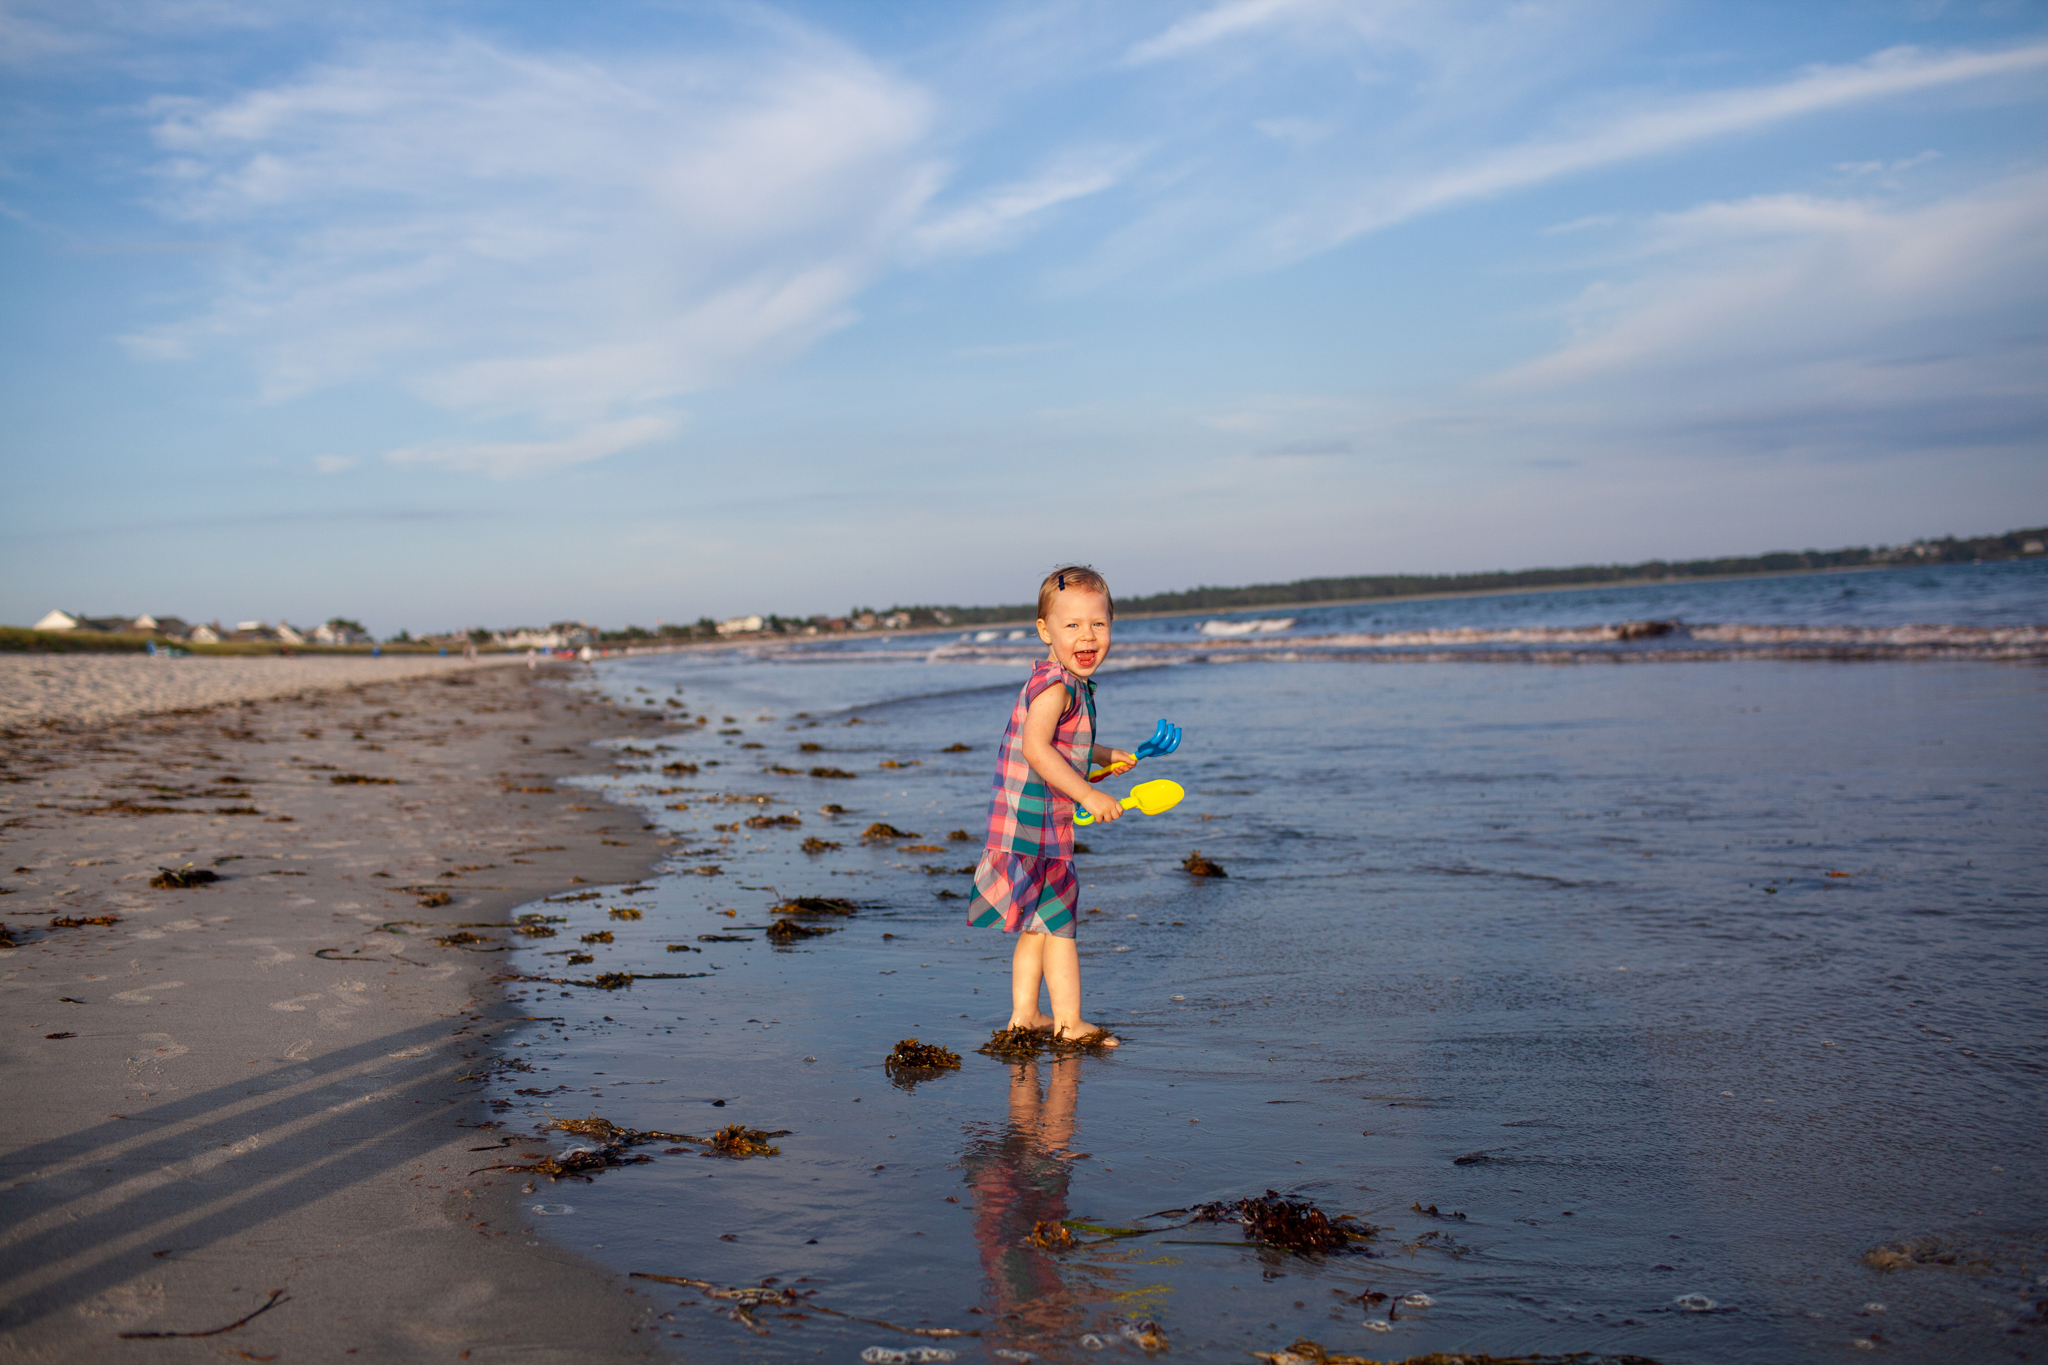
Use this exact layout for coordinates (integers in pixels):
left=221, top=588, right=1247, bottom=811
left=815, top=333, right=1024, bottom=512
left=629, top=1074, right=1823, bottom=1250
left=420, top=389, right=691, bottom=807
left=1037, top=565, right=1113, bottom=621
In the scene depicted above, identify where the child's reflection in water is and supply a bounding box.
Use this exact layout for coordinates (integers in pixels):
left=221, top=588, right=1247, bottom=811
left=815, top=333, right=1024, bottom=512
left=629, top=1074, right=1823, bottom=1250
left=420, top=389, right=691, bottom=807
left=960, top=1055, right=1102, bottom=1347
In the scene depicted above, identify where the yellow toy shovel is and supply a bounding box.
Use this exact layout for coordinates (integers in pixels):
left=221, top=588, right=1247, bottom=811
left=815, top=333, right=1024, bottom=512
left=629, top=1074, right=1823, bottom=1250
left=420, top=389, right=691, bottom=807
left=1074, top=778, right=1185, bottom=826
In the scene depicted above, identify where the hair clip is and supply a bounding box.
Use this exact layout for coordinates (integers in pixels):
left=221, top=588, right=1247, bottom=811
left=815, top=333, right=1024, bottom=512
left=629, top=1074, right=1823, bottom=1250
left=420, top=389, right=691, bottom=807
left=1058, top=572, right=1066, bottom=590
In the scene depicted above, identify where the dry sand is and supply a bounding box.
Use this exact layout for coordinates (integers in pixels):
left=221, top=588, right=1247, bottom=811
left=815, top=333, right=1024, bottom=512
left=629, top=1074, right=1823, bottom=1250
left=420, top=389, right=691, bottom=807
left=0, top=663, right=688, bottom=1362
left=0, top=653, right=526, bottom=729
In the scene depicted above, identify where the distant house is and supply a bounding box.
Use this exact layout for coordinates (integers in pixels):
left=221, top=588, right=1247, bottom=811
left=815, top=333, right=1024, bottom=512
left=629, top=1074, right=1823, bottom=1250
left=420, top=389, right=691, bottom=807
left=716, top=615, right=764, bottom=636
left=34, top=610, right=199, bottom=639
left=226, top=621, right=307, bottom=645
left=310, top=622, right=373, bottom=645
left=498, top=628, right=567, bottom=649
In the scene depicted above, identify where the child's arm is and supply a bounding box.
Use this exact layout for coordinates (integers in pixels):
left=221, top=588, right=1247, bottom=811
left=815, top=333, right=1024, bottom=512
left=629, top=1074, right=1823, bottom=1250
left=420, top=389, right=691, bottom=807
left=1020, top=687, right=1124, bottom=823
left=1090, top=744, right=1136, bottom=777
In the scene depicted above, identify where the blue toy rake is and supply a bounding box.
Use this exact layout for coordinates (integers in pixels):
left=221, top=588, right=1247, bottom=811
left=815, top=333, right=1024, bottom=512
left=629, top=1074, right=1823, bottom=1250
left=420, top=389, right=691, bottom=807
left=1087, top=718, right=1182, bottom=781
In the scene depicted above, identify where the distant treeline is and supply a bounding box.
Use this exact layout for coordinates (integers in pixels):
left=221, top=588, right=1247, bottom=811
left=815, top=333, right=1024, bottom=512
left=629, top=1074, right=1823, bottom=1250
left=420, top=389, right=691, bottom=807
left=884, top=526, right=2048, bottom=627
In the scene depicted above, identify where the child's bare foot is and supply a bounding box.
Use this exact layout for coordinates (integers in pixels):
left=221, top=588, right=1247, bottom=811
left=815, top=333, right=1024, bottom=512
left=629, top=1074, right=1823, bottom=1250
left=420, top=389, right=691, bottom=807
left=1008, top=1011, right=1055, bottom=1032
left=1055, top=1021, right=1119, bottom=1047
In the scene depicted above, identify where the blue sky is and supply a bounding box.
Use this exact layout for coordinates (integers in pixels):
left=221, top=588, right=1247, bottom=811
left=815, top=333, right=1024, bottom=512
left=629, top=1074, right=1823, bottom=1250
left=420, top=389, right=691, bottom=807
left=3, top=0, right=2044, bottom=634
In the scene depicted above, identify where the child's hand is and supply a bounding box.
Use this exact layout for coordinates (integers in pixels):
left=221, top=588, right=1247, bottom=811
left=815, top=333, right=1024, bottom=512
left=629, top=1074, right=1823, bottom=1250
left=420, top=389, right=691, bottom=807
left=1104, top=749, right=1136, bottom=776
left=1079, top=788, right=1124, bottom=823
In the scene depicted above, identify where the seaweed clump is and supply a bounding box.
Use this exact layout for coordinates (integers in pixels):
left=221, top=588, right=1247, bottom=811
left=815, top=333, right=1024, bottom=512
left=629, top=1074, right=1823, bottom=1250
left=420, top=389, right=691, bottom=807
left=1182, top=850, right=1228, bottom=877
left=329, top=773, right=399, bottom=785
left=800, top=837, right=841, bottom=854
left=1252, top=1342, right=1638, bottom=1365
left=809, top=767, right=857, bottom=780
left=978, top=1026, right=1119, bottom=1061
left=745, top=813, right=802, bottom=829
left=478, top=1115, right=790, bottom=1182
left=886, top=1038, right=962, bottom=1071
left=766, top=918, right=833, bottom=943
left=1026, top=1220, right=1077, bottom=1250
left=775, top=896, right=858, bottom=916
left=149, top=865, right=218, bottom=889
left=1190, top=1190, right=1369, bottom=1254
left=608, top=906, right=644, bottom=920
left=862, top=822, right=918, bottom=840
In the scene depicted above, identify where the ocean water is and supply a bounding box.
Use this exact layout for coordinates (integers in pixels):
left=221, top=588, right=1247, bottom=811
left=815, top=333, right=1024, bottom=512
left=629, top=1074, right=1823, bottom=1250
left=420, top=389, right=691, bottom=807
left=485, top=562, right=2048, bottom=1365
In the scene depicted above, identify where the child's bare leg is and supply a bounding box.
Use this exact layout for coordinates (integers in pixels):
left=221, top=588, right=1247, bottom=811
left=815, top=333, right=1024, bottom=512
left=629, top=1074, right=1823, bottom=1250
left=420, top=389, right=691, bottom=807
left=1040, top=936, right=1118, bottom=1045
left=1008, top=932, right=1055, bottom=1031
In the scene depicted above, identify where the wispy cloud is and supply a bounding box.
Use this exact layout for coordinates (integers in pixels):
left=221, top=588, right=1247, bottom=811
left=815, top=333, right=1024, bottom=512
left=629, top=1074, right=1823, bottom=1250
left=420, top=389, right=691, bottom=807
left=383, top=414, right=677, bottom=479
left=1126, top=0, right=1320, bottom=65
left=910, top=147, right=1139, bottom=257
left=1275, top=42, right=2048, bottom=259
left=122, top=27, right=939, bottom=460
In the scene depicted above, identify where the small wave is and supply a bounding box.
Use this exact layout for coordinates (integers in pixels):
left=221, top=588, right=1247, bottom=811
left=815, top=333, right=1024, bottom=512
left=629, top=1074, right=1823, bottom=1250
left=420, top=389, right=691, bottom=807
left=1198, top=617, right=1295, bottom=637
left=1690, top=624, right=2048, bottom=646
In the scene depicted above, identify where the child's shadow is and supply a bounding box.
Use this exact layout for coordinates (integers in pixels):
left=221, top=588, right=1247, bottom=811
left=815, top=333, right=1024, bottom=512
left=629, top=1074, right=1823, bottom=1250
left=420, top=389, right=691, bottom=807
left=959, top=1055, right=1102, bottom=1344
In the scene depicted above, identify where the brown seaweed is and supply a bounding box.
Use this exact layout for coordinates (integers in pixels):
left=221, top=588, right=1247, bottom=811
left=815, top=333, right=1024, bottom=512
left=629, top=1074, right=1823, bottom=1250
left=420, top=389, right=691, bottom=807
left=1253, top=1342, right=1659, bottom=1365
left=800, top=837, right=841, bottom=853
left=1189, top=1190, right=1373, bottom=1254
left=977, top=1025, right=1119, bottom=1060
left=149, top=864, right=218, bottom=889
left=765, top=918, right=833, bottom=943
left=476, top=1114, right=789, bottom=1181
left=1182, top=849, right=1228, bottom=877
left=51, top=913, right=122, bottom=928
left=745, top=812, right=802, bottom=829
left=329, top=773, right=399, bottom=785
left=1026, top=1220, right=1078, bottom=1250
left=885, top=1038, right=962, bottom=1070
left=861, top=822, right=919, bottom=840
left=608, top=906, right=644, bottom=920
left=773, top=895, right=858, bottom=916
left=809, top=766, right=857, bottom=779
left=630, top=1272, right=977, bottom=1341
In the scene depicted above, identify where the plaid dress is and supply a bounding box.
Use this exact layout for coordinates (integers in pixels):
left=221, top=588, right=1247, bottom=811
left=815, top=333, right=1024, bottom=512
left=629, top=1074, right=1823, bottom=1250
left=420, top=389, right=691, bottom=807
left=966, top=659, right=1095, bottom=938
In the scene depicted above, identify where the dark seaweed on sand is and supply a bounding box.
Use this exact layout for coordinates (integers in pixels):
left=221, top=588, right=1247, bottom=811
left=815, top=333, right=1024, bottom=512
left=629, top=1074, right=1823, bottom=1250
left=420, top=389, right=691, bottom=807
left=799, top=837, right=841, bottom=853
left=885, top=1038, right=962, bottom=1071
left=765, top=918, right=833, bottom=943
left=1190, top=1190, right=1372, bottom=1254
left=476, top=1114, right=791, bottom=1181
left=978, top=1025, right=1119, bottom=1060
left=149, top=864, right=218, bottom=889
left=1251, top=1340, right=1659, bottom=1365
left=861, top=822, right=918, bottom=840
left=773, top=895, right=857, bottom=916
left=1182, top=849, right=1227, bottom=877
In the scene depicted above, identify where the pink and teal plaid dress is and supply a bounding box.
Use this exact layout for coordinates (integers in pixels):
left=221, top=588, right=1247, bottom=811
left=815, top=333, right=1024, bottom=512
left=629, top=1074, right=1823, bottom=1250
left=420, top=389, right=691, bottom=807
left=966, top=659, right=1095, bottom=938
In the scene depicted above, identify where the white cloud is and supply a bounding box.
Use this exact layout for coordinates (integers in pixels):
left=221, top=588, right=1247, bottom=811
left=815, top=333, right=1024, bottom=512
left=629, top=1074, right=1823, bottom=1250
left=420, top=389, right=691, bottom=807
left=124, top=29, right=940, bottom=458
left=909, top=148, right=1137, bottom=257
left=383, top=414, right=677, bottom=479
left=1499, top=172, right=2048, bottom=394
left=1278, top=41, right=2048, bottom=258
left=1126, top=0, right=1321, bottom=65
left=311, top=454, right=357, bottom=475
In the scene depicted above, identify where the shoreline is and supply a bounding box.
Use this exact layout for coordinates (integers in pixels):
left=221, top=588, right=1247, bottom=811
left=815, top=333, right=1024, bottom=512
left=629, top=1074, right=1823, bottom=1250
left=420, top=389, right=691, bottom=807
left=0, top=664, right=686, bottom=1361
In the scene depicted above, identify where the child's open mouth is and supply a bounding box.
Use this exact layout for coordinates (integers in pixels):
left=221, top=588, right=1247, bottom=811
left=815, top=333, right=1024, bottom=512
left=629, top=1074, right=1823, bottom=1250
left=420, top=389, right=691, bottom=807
left=1072, top=648, right=1100, bottom=669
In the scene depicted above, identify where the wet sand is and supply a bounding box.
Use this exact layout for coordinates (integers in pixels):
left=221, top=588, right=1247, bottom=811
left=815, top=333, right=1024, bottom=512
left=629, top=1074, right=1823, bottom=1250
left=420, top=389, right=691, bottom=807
left=0, top=653, right=519, bottom=728
left=0, top=663, right=683, bottom=1361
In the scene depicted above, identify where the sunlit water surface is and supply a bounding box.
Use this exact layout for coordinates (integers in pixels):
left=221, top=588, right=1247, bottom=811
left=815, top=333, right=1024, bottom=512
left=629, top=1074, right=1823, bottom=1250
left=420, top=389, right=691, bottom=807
left=487, top=568, right=2047, bottom=1365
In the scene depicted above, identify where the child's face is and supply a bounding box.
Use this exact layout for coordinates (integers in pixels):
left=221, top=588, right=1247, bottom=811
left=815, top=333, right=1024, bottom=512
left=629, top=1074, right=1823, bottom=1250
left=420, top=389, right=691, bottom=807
left=1037, top=589, right=1113, bottom=677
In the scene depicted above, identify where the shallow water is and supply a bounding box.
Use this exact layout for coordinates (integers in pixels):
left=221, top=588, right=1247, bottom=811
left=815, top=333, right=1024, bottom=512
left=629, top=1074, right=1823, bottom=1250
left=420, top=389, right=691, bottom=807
left=486, top=571, right=2047, bottom=1365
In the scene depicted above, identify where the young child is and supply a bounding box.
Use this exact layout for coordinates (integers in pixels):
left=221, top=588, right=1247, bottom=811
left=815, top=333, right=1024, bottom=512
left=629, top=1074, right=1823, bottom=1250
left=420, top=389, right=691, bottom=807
left=967, top=566, right=1136, bottom=1045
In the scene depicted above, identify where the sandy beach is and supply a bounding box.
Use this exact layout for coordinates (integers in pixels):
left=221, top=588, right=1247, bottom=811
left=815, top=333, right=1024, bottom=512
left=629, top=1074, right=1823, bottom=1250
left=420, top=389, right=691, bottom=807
left=0, top=663, right=683, bottom=1362
left=0, top=653, right=526, bottom=729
